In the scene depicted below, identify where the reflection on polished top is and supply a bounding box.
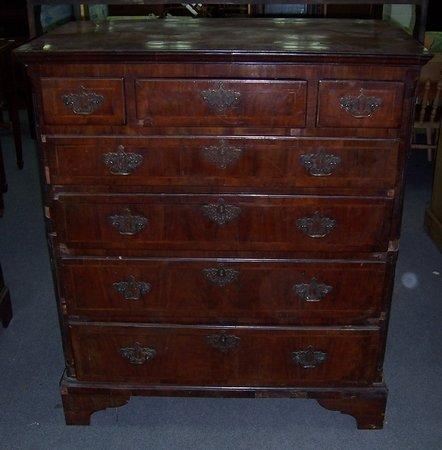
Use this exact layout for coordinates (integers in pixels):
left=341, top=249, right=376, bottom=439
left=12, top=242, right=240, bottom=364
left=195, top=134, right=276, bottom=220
left=16, top=18, right=428, bottom=60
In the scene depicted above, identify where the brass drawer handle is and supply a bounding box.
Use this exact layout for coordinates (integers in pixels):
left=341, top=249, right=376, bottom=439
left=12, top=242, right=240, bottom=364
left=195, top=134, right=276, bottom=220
left=206, top=333, right=240, bottom=352
left=103, top=145, right=143, bottom=175
left=339, top=89, right=382, bottom=118
left=113, top=275, right=151, bottom=300
left=293, top=277, right=333, bottom=302
left=108, top=208, right=148, bottom=235
left=296, top=211, right=336, bottom=238
left=201, top=140, right=243, bottom=169
left=300, top=150, right=341, bottom=177
left=120, top=342, right=156, bottom=365
left=61, top=85, right=104, bottom=115
left=201, top=82, right=241, bottom=114
left=292, top=346, right=327, bottom=369
left=201, top=198, right=241, bottom=226
left=203, top=266, right=239, bottom=287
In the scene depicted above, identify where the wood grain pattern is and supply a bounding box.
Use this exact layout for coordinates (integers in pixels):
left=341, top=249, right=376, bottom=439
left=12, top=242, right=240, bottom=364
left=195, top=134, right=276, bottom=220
left=317, top=80, right=404, bottom=129
left=47, top=137, right=399, bottom=193
left=14, top=17, right=429, bottom=428
left=28, top=62, right=420, bottom=139
left=60, top=257, right=387, bottom=325
left=16, top=19, right=429, bottom=63
left=135, top=79, right=307, bottom=128
left=70, top=323, right=381, bottom=386
left=41, top=77, right=126, bottom=125
left=53, top=194, right=393, bottom=253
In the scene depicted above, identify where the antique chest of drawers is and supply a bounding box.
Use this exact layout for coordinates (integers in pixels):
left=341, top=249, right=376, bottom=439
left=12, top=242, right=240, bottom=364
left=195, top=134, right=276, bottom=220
left=16, top=18, right=430, bottom=428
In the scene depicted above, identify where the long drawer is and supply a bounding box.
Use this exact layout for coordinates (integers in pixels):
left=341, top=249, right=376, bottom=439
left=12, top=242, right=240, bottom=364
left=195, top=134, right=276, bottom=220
left=61, top=258, right=387, bottom=325
left=47, top=137, right=399, bottom=192
left=53, top=195, right=393, bottom=253
left=70, top=323, right=381, bottom=386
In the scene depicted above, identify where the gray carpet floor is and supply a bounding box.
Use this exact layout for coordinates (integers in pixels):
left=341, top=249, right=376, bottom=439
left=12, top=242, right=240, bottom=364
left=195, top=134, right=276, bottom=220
left=0, top=121, right=441, bottom=450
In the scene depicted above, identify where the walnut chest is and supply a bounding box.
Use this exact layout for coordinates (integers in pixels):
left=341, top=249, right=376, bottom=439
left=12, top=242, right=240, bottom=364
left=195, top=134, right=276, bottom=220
left=16, top=18, right=430, bottom=428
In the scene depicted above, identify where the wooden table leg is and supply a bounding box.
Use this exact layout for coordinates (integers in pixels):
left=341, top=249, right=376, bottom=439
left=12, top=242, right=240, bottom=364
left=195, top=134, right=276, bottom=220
left=1, top=43, right=24, bottom=170
left=7, top=57, right=24, bottom=170
left=0, top=286, right=12, bottom=328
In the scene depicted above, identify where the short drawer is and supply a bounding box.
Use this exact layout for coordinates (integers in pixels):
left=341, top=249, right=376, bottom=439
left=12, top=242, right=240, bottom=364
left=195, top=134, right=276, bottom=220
left=70, top=324, right=381, bottom=386
left=135, top=79, right=307, bottom=127
left=53, top=195, right=393, bottom=253
left=41, top=77, right=126, bottom=125
left=62, top=258, right=387, bottom=325
left=317, top=80, right=404, bottom=129
left=47, top=137, right=399, bottom=192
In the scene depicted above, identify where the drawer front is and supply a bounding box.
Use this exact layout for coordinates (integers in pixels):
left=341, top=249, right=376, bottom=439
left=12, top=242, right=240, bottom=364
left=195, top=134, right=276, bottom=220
left=70, top=325, right=380, bottom=386
left=48, top=138, right=399, bottom=192
left=54, top=195, right=393, bottom=253
left=317, top=80, right=404, bottom=129
left=70, top=324, right=381, bottom=386
left=41, top=78, right=126, bottom=125
left=62, top=259, right=386, bottom=325
left=135, top=79, right=307, bottom=127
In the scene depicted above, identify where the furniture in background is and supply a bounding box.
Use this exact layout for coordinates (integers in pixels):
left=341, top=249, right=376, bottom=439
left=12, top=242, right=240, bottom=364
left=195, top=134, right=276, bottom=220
left=422, top=30, right=442, bottom=247
left=305, top=3, right=383, bottom=17
left=26, top=1, right=430, bottom=42
left=56, top=3, right=382, bottom=19
left=1, top=2, right=79, bottom=164
left=0, top=123, right=6, bottom=206
left=102, top=3, right=382, bottom=18
left=425, top=0, right=440, bottom=32
left=0, top=1, right=37, bottom=160
left=16, top=16, right=429, bottom=428
left=412, top=32, right=442, bottom=161
left=0, top=39, right=24, bottom=169
left=0, top=103, right=12, bottom=329
left=0, top=0, right=31, bottom=39
left=425, top=120, right=442, bottom=250
left=413, top=78, right=442, bottom=161
left=0, top=265, right=12, bottom=329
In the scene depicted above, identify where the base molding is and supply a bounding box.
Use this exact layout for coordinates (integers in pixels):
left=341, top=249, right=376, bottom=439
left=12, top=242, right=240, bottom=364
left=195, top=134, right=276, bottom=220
left=60, top=374, right=388, bottom=429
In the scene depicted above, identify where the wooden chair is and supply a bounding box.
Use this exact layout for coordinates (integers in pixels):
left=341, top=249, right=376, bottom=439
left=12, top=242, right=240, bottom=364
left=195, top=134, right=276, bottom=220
left=413, top=79, right=442, bottom=161
left=425, top=119, right=442, bottom=250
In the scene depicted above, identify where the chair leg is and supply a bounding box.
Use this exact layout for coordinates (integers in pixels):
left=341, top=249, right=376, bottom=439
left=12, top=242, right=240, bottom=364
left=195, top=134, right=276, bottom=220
left=426, top=126, right=433, bottom=162
left=0, top=287, right=12, bottom=328
left=5, top=54, right=24, bottom=170
left=9, top=102, right=23, bottom=170
left=25, top=76, right=36, bottom=140
left=0, top=141, right=7, bottom=194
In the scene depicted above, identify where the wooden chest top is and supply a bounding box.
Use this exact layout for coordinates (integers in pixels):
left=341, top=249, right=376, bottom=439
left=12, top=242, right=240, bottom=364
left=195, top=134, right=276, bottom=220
left=16, top=18, right=429, bottom=64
